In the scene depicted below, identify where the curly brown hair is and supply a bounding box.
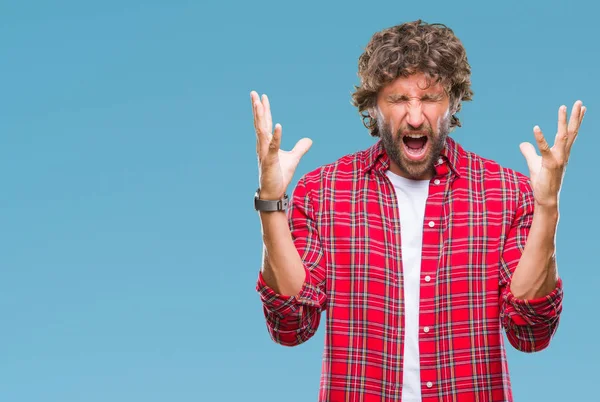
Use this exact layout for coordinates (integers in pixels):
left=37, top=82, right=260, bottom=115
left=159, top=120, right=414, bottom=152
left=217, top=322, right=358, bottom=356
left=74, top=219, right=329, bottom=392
left=351, top=20, right=474, bottom=137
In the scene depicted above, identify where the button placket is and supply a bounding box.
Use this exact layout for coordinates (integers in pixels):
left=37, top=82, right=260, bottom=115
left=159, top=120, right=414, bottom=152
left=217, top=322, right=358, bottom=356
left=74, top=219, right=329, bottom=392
left=419, top=160, right=446, bottom=397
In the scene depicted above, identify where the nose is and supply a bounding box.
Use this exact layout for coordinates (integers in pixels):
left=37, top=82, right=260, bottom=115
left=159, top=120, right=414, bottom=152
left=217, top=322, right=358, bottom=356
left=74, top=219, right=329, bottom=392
left=406, top=100, right=425, bottom=129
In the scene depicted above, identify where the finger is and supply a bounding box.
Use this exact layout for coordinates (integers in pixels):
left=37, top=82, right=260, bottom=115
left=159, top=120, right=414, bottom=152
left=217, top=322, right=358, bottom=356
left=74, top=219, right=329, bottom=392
left=568, top=100, right=583, bottom=135
left=291, top=137, right=313, bottom=160
left=250, top=90, right=259, bottom=127
left=533, top=126, right=552, bottom=155
left=252, top=96, right=273, bottom=156
left=568, top=101, right=583, bottom=150
left=556, top=105, right=568, bottom=149
left=251, top=91, right=262, bottom=133
left=519, top=141, right=538, bottom=172
left=255, top=98, right=271, bottom=137
left=565, top=105, right=586, bottom=154
left=566, top=100, right=582, bottom=148
left=250, top=91, right=261, bottom=119
left=262, top=94, right=273, bottom=134
left=573, top=104, right=586, bottom=137
left=253, top=100, right=266, bottom=153
left=580, top=106, right=587, bottom=126
left=255, top=99, right=271, bottom=136
left=268, top=123, right=282, bottom=155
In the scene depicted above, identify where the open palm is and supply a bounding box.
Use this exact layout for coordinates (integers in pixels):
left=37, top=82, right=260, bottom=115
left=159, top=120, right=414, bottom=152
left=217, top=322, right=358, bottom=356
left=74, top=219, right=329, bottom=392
left=251, top=91, right=312, bottom=200
left=519, top=100, right=586, bottom=207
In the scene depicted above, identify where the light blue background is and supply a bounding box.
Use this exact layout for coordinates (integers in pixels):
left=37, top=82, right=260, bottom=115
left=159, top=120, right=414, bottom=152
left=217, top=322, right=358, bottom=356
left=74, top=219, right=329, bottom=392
left=1, top=1, right=597, bottom=401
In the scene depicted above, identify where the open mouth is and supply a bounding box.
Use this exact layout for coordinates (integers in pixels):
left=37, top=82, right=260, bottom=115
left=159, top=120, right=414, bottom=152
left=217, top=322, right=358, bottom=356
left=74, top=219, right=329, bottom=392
left=402, top=134, right=429, bottom=160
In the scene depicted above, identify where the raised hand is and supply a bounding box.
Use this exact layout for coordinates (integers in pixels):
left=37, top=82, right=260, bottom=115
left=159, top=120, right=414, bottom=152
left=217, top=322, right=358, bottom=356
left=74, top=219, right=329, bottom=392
left=251, top=91, right=312, bottom=200
left=519, top=100, right=586, bottom=208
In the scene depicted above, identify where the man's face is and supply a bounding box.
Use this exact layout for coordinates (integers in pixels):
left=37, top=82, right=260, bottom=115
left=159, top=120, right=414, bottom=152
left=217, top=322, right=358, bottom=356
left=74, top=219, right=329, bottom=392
left=375, top=72, right=453, bottom=180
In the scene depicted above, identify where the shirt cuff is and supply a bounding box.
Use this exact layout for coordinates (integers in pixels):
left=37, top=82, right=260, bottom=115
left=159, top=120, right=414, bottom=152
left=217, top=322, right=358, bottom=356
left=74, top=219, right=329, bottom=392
left=504, top=277, right=563, bottom=326
left=256, top=267, right=321, bottom=318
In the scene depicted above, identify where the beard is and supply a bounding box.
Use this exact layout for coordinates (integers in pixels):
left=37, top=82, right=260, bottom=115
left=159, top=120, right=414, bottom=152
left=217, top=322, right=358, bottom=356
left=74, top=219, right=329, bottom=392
left=378, top=113, right=451, bottom=180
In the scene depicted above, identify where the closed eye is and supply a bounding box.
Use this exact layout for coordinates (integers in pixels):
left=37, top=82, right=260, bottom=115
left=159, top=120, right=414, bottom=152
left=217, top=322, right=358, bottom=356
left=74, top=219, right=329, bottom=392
left=387, top=94, right=444, bottom=103
left=388, top=96, right=410, bottom=103
left=421, top=95, right=444, bottom=102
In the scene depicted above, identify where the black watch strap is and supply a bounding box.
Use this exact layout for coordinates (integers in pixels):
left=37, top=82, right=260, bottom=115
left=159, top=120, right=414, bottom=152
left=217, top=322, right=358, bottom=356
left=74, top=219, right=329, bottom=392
left=254, top=189, right=289, bottom=212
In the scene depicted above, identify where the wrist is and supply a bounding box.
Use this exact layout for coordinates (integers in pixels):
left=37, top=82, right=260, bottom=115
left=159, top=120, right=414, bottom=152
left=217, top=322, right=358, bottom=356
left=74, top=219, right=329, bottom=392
left=534, top=203, right=559, bottom=219
left=533, top=194, right=559, bottom=210
left=257, top=190, right=286, bottom=201
left=256, top=181, right=287, bottom=200
left=254, top=188, right=289, bottom=213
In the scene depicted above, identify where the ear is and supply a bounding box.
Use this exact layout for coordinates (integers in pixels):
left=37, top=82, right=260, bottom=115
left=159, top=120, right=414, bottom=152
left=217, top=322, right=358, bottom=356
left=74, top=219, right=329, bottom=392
left=450, top=94, right=464, bottom=115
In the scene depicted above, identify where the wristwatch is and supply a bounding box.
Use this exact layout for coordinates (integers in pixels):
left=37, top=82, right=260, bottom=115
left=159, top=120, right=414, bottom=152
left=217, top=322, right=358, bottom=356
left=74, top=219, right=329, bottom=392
left=254, top=188, right=289, bottom=212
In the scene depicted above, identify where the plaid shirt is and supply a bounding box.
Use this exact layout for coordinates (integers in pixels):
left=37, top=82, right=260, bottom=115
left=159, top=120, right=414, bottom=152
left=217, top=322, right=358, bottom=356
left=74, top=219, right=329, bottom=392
left=256, top=137, right=563, bottom=402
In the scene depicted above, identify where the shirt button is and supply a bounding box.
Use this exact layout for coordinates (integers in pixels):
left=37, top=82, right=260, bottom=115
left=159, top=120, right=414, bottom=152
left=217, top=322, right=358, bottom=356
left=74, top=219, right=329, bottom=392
left=426, top=381, right=433, bottom=388
left=424, top=275, right=431, bottom=282
left=434, top=179, right=440, bottom=185
left=424, top=326, right=430, bottom=333
left=428, top=221, right=435, bottom=228
left=438, top=158, right=443, bottom=164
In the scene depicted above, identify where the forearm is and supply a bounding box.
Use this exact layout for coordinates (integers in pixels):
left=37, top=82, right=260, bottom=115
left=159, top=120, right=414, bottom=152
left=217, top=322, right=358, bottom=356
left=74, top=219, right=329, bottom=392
left=509, top=205, right=559, bottom=299
left=260, top=211, right=307, bottom=296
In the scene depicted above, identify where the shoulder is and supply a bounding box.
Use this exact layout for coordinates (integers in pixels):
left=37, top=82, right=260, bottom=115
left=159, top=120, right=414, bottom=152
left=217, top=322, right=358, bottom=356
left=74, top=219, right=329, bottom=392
left=300, top=143, right=376, bottom=188
left=459, top=145, right=531, bottom=195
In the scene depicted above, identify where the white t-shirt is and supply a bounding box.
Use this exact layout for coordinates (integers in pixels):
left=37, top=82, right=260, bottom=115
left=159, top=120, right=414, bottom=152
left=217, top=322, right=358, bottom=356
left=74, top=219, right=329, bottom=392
left=385, top=170, right=429, bottom=402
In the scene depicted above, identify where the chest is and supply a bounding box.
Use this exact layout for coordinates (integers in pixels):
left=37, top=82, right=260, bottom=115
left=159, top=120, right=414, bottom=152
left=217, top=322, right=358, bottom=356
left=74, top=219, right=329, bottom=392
left=316, top=172, right=513, bottom=309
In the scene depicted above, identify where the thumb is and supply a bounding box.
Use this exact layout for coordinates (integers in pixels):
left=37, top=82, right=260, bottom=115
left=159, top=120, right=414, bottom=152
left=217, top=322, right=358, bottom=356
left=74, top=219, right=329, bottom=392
left=291, top=138, right=313, bottom=160
left=519, top=142, right=537, bottom=171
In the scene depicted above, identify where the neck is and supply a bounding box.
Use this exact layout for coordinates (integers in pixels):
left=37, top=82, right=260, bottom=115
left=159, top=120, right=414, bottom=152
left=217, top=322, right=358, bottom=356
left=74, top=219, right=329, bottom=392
left=388, top=161, right=435, bottom=180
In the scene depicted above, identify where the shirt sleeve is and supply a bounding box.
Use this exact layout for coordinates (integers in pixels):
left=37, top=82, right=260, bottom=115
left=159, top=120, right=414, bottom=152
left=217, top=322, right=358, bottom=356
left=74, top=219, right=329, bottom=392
left=255, top=176, right=328, bottom=346
left=499, top=177, right=563, bottom=353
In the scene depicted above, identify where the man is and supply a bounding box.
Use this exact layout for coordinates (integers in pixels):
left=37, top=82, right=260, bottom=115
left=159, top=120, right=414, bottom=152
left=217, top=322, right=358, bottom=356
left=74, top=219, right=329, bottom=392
left=250, top=20, right=586, bottom=402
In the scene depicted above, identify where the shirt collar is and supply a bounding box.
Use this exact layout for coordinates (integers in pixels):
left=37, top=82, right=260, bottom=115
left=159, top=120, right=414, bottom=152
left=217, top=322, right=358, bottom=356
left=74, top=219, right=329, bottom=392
left=363, top=136, right=463, bottom=178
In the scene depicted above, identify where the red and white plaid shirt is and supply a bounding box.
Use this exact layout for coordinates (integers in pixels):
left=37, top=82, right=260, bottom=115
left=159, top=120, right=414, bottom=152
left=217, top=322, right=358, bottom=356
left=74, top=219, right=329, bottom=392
left=256, top=137, right=563, bottom=402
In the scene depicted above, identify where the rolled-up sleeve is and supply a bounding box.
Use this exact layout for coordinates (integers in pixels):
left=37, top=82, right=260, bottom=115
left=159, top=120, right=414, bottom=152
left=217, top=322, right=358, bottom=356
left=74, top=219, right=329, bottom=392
left=499, top=177, right=563, bottom=353
left=256, top=176, right=327, bottom=346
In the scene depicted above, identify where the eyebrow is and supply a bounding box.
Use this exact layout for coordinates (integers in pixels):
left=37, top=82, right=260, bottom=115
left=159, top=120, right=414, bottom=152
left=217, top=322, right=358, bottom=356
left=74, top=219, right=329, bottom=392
left=386, top=93, right=445, bottom=102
